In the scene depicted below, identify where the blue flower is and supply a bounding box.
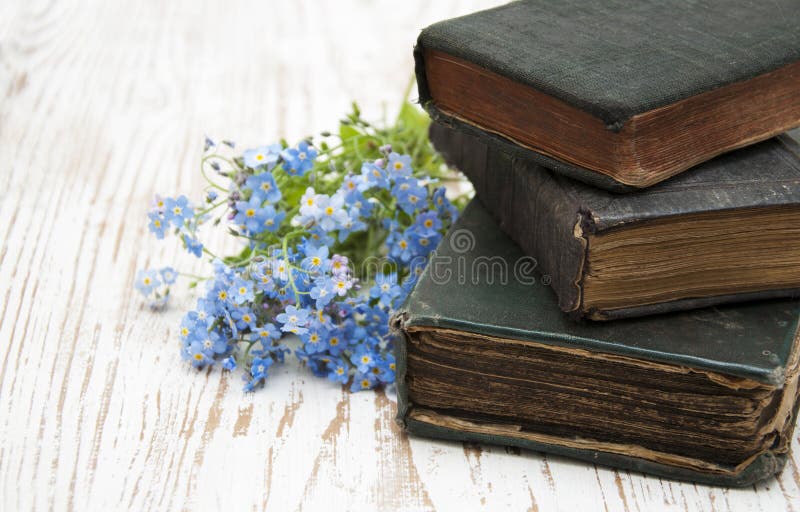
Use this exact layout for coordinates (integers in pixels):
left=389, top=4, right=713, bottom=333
left=326, top=358, right=349, bottom=383
left=160, top=266, right=178, bottom=285
left=297, top=187, right=323, bottom=224
left=281, top=141, right=317, bottom=176
left=206, top=190, right=218, bottom=202
left=198, top=329, right=228, bottom=355
left=387, top=229, right=414, bottom=263
left=331, top=274, right=354, bottom=297
left=301, top=327, right=328, bottom=354
left=370, top=273, right=402, bottom=305
left=250, top=356, right=274, bottom=379
left=350, top=372, right=377, bottom=392
left=164, top=195, right=194, bottom=227
left=221, top=356, right=237, bottom=371
left=340, top=175, right=361, bottom=197
left=135, top=269, right=161, bottom=296
left=254, top=323, right=281, bottom=342
left=413, top=211, right=442, bottom=237
left=309, top=277, right=335, bottom=309
left=301, top=245, right=330, bottom=271
left=376, top=353, right=396, bottom=383
left=316, top=192, right=349, bottom=232
left=409, top=230, right=441, bottom=257
left=360, top=161, right=389, bottom=190
left=243, top=144, right=281, bottom=170
left=353, top=345, right=378, bottom=373
left=337, top=212, right=367, bottom=242
left=387, top=152, right=412, bottom=178
left=148, top=212, right=168, bottom=239
left=433, top=187, right=458, bottom=219
left=392, top=177, right=428, bottom=215
left=233, top=196, right=268, bottom=234
left=276, top=305, right=311, bottom=334
left=230, top=307, right=258, bottom=331
left=228, top=277, right=254, bottom=305
left=245, top=172, right=282, bottom=203
left=329, top=255, right=350, bottom=277
left=184, top=341, right=211, bottom=368
left=182, top=233, right=204, bottom=258
left=260, top=205, right=285, bottom=233
left=325, top=329, right=346, bottom=355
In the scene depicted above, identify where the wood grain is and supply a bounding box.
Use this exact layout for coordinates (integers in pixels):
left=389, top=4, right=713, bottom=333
left=0, top=0, right=799, bottom=510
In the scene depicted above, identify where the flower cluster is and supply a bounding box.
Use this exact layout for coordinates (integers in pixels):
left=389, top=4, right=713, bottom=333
left=136, top=103, right=463, bottom=392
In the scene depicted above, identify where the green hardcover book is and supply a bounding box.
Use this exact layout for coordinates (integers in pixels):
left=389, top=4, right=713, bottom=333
left=415, top=0, right=800, bottom=191
left=393, top=199, right=800, bottom=486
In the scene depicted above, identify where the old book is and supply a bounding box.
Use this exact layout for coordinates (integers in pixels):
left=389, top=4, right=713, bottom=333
left=430, top=121, right=800, bottom=321
left=415, top=0, right=800, bottom=191
left=393, top=199, right=800, bottom=486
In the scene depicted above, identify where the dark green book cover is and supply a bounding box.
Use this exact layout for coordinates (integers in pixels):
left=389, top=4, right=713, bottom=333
left=393, top=199, right=800, bottom=486
left=430, top=120, right=800, bottom=321
left=415, top=0, right=800, bottom=191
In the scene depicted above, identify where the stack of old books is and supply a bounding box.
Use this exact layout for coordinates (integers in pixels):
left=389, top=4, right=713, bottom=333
left=393, top=0, right=800, bottom=486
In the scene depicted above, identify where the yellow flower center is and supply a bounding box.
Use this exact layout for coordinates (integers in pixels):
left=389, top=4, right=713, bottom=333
left=325, top=207, right=334, bottom=215
left=330, top=337, right=339, bottom=346
left=399, top=240, right=408, bottom=249
left=424, top=219, right=433, bottom=228
left=173, top=206, right=182, bottom=215
left=193, top=353, right=204, bottom=361
left=154, top=220, right=161, bottom=228
left=255, top=154, right=264, bottom=161
left=239, top=287, right=247, bottom=295
left=361, top=379, right=370, bottom=388
left=218, top=291, right=228, bottom=300
left=246, top=209, right=256, bottom=217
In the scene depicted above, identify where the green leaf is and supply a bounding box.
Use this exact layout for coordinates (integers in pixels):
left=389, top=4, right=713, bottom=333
left=397, top=101, right=429, bottom=132
left=339, top=123, right=362, bottom=142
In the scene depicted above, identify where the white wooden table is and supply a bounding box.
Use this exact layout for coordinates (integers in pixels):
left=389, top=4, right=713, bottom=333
left=2, top=1, right=799, bottom=510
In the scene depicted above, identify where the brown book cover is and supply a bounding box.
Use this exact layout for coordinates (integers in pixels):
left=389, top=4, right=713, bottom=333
left=416, top=0, right=800, bottom=191
left=430, top=121, right=800, bottom=320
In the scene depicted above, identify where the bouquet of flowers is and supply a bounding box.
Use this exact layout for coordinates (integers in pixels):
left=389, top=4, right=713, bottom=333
left=136, top=102, right=463, bottom=392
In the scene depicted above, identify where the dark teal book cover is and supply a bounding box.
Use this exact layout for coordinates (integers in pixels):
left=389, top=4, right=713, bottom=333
left=415, top=0, right=800, bottom=190
left=393, top=199, right=800, bottom=486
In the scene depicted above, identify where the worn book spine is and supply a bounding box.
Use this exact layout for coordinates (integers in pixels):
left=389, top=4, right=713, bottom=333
left=429, top=120, right=800, bottom=320
left=429, top=121, right=588, bottom=315
left=414, top=47, right=637, bottom=193
left=392, top=317, right=797, bottom=487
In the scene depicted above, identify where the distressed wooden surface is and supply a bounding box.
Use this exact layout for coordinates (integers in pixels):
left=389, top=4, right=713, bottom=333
left=1, top=0, right=800, bottom=510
